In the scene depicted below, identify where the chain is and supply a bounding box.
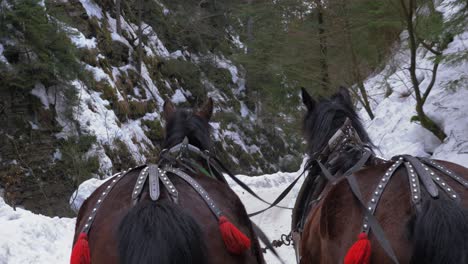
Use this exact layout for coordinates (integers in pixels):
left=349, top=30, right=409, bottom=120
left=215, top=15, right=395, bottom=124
left=261, top=232, right=293, bottom=253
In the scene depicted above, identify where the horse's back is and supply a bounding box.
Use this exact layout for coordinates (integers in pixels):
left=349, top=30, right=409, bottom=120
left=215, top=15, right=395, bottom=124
left=74, top=167, right=261, bottom=264
left=301, top=159, right=468, bottom=263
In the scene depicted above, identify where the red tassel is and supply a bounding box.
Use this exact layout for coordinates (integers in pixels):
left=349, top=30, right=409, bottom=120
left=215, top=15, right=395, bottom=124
left=70, top=233, right=91, bottom=264
left=218, top=216, right=251, bottom=254
left=344, top=232, right=371, bottom=264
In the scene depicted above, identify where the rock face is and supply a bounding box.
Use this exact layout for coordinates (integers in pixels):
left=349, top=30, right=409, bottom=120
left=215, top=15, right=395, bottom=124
left=0, top=0, right=302, bottom=216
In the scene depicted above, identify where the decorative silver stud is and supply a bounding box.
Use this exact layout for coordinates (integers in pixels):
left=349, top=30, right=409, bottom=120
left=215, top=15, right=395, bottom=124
left=436, top=177, right=440, bottom=181
left=452, top=194, right=457, bottom=198
left=378, top=184, right=383, bottom=189
left=371, top=198, right=376, bottom=203
left=447, top=188, right=451, bottom=191
left=363, top=224, right=368, bottom=229
left=93, top=208, right=97, bottom=212
left=368, top=207, right=372, bottom=211
left=97, top=199, right=101, bottom=203
left=134, top=191, right=138, bottom=194
left=374, top=191, right=379, bottom=195
left=414, top=195, right=418, bottom=199
left=412, top=179, right=416, bottom=182
left=85, top=224, right=89, bottom=228
left=88, top=216, right=92, bottom=220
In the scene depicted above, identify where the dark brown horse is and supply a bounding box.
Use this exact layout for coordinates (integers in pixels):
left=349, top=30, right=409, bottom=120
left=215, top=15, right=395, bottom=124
left=293, top=87, right=468, bottom=264
left=72, top=99, right=264, bottom=264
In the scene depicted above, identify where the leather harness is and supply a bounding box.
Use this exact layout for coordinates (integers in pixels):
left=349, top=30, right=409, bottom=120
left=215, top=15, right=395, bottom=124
left=78, top=137, right=283, bottom=261
left=291, top=119, right=468, bottom=263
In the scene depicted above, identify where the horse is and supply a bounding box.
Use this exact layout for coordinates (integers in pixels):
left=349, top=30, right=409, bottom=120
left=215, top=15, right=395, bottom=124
left=292, top=87, right=468, bottom=264
left=71, top=98, right=264, bottom=264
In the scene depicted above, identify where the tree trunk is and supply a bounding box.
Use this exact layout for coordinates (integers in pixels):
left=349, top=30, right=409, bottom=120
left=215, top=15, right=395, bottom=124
left=341, top=0, right=374, bottom=119
left=314, top=0, right=329, bottom=91
left=136, top=0, right=143, bottom=75
left=116, top=0, right=122, bottom=35
left=401, top=0, right=446, bottom=141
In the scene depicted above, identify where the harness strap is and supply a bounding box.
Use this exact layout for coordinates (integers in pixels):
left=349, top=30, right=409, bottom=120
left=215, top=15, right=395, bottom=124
left=404, top=162, right=422, bottom=209
left=132, top=167, right=149, bottom=204
left=164, top=166, right=223, bottom=218
left=340, top=151, right=400, bottom=264
left=361, top=158, right=404, bottom=234
left=404, top=155, right=439, bottom=198
left=82, top=168, right=134, bottom=234
left=421, top=158, right=468, bottom=188
left=247, top=172, right=304, bottom=217
left=148, top=165, right=161, bottom=201
left=251, top=222, right=284, bottom=264
left=210, top=156, right=295, bottom=213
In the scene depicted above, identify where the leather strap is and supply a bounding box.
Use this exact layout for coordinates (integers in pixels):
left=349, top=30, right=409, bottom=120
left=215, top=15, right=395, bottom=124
left=404, top=162, right=422, bottom=208
left=341, top=151, right=400, bottom=264
left=132, top=166, right=149, bottom=204
left=404, top=155, right=439, bottom=198
left=148, top=164, right=161, bottom=201
left=421, top=158, right=468, bottom=188
left=362, top=157, right=403, bottom=234
left=251, top=222, right=284, bottom=263
left=164, top=166, right=223, bottom=218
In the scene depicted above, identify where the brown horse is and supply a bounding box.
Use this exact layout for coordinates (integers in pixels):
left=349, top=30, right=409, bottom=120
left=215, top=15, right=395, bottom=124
left=71, top=99, right=264, bottom=264
left=293, top=87, right=468, bottom=264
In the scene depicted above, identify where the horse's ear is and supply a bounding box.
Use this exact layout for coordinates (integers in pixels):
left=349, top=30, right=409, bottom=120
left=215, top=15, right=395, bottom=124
left=333, top=86, right=353, bottom=106
left=197, top=97, right=213, bottom=120
left=301, top=87, right=315, bottom=111
left=163, top=100, right=176, bottom=121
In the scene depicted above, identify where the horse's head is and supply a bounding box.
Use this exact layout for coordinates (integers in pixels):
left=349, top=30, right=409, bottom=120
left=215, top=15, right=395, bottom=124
left=162, top=98, right=213, bottom=151
left=301, top=87, right=372, bottom=161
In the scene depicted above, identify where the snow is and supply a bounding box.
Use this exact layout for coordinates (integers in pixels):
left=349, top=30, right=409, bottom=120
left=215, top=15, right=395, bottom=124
left=78, top=0, right=103, bottom=19
left=171, top=89, right=187, bottom=104
left=0, top=198, right=75, bottom=264
left=359, top=2, right=468, bottom=167
left=31, top=83, right=52, bottom=109
left=0, top=44, right=8, bottom=64
left=68, top=27, right=97, bottom=49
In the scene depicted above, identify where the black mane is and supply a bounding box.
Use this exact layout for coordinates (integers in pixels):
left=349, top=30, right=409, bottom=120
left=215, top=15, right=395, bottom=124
left=162, top=109, right=211, bottom=151
left=303, top=87, right=373, bottom=171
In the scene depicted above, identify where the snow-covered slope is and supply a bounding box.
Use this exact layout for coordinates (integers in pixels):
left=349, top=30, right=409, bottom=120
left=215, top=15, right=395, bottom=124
left=0, top=199, right=75, bottom=264
left=359, top=0, right=468, bottom=166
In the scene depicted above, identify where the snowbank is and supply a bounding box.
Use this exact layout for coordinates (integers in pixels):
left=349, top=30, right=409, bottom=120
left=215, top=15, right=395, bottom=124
left=0, top=198, right=74, bottom=264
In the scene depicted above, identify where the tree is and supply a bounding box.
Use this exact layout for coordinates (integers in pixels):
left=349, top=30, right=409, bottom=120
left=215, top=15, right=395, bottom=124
left=398, top=0, right=448, bottom=141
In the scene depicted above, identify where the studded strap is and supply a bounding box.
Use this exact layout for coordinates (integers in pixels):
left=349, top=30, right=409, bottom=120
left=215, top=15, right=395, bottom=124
left=148, top=165, right=161, bottom=201
left=421, top=158, right=468, bottom=189
left=164, top=166, right=222, bottom=218
left=420, top=162, right=460, bottom=202
left=132, top=166, right=149, bottom=203
left=362, top=157, right=403, bottom=233
left=82, top=169, right=130, bottom=234
left=405, top=162, right=422, bottom=206
left=159, top=168, right=179, bottom=203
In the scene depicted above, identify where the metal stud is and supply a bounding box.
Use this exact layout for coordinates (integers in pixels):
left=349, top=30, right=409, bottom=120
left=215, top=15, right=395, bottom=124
left=102, top=192, right=106, bottom=195
left=134, top=191, right=138, bottom=194
left=93, top=208, right=97, bottom=212
left=412, top=179, right=416, bottom=182
left=447, top=188, right=451, bottom=191
left=414, top=195, right=418, bottom=199
left=441, top=183, right=446, bottom=186
left=378, top=184, right=383, bottom=189
left=85, top=224, right=89, bottom=228
left=452, top=194, right=457, bottom=198
left=412, top=184, right=416, bottom=187
left=363, top=224, right=368, bottom=229
left=374, top=191, right=379, bottom=195
left=436, top=177, right=440, bottom=181
left=413, top=189, right=417, bottom=192
left=368, top=207, right=372, bottom=211
left=88, top=216, right=92, bottom=220
left=371, top=198, right=376, bottom=203
left=97, top=199, right=101, bottom=203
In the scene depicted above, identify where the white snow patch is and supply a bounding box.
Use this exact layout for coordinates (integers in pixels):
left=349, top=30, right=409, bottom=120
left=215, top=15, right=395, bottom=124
left=79, top=0, right=103, bottom=19
left=171, top=89, right=187, bottom=104
left=31, top=83, right=53, bottom=109
left=0, top=198, right=75, bottom=264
